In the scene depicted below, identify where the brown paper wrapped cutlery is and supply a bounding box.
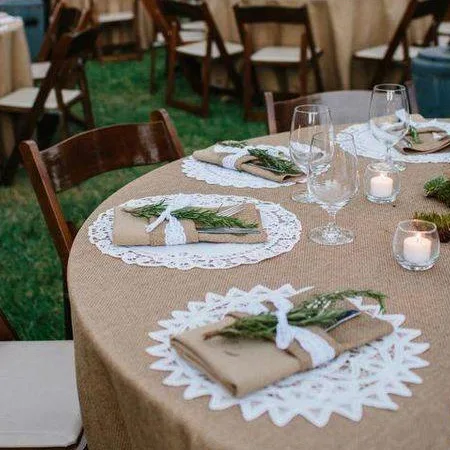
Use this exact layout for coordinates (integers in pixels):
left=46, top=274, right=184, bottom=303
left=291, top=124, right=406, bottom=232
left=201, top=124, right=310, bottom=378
left=113, top=203, right=267, bottom=246
left=192, top=147, right=305, bottom=183
left=171, top=298, right=393, bottom=397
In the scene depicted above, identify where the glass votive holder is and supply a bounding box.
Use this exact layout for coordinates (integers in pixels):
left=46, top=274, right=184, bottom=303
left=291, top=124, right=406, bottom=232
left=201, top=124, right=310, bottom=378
left=364, top=162, right=400, bottom=204
left=393, top=220, right=440, bottom=271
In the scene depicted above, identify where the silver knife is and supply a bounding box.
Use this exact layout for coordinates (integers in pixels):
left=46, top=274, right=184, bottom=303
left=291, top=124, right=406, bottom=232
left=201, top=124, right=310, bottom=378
left=325, top=310, right=361, bottom=332
left=197, top=227, right=260, bottom=235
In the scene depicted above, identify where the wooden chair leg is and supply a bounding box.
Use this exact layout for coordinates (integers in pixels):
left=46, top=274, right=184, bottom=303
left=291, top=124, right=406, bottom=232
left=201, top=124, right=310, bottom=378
left=243, top=59, right=253, bottom=121
left=78, top=67, right=95, bottom=129
left=150, top=39, right=157, bottom=94
left=62, top=271, right=73, bottom=340
left=201, top=55, right=211, bottom=118
left=166, top=44, right=177, bottom=107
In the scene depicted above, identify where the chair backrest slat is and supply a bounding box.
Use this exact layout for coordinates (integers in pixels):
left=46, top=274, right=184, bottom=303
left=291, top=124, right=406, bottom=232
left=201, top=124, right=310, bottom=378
left=20, top=109, right=184, bottom=267
left=233, top=5, right=308, bottom=25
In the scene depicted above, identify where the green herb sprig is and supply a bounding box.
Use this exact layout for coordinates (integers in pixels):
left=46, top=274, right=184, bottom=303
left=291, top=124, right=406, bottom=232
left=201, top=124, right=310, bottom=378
left=424, top=175, right=450, bottom=207
left=123, top=201, right=258, bottom=229
left=414, top=212, right=450, bottom=243
left=409, top=126, right=421, bottom=144
left=204, top=290, right=386, bottom=341
left=219, top=141, right=301, bottom=175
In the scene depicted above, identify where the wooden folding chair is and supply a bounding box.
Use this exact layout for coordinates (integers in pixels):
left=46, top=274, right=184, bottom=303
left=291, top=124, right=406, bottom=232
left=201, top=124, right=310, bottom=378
left=0, top=306, right=86, bottom=449
left=264, top=86, right=419, bottom=134
left=20, top=109, right=184, bottom=338
left=32, top=1, right=83, bottom=82
left=89, top=0, right=142, bottom=62
left=142, top=0, right=206, bottom=94
left=234, top=4, right=323, bottom=121
left=353, top=0, right=448, bottom=87
left=150, top=0, right=243, bottom=117
left=0, top=27, right=99, bottom=185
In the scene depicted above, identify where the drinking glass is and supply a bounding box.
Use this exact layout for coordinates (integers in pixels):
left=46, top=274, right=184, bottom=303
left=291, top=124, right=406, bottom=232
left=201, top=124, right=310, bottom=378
left=289, top=104, right=334, bottom=203
left=369, top=84, right=410, bottom=172
left=308, top=132, right=359, bottom=246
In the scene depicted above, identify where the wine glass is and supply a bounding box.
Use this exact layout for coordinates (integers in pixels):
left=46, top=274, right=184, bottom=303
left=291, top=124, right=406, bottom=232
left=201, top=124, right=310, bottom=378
left=308, top=132, right=358, bottom=246
left=369, top=84, right=410, bottom=172
left=289, top=104, right=334, bottom=203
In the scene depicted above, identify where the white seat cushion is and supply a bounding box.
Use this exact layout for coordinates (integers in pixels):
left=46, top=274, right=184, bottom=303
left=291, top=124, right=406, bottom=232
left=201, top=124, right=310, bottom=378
left=354, top=44, right=421, bottom=61
left=181, top=20, right=206, bottom=31
left=176, top=40, right=243, bottom=58
left=250, top=46, right=320, bottom=63
left=0, top=341, right=82, bottom=448
left=0, top=87, right=82, bottom=111
left=439, top=34, right=450, bottom=47
left=98, top=11, right=134, bottom=23
left=438, top=21, right=450, bottom=36
left=156, top=30, right=205, bottom=45
left=31, top=61, right=50, bottom=81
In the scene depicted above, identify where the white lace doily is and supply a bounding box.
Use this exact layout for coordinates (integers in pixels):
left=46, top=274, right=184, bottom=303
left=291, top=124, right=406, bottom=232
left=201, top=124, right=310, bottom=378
left=182, top=145, right=297, bottom=189
left=89, top=194, right=301, bottom=270
left=147, top=284, right=429, bottom=427
left=339, top=121, right=450, bottom=163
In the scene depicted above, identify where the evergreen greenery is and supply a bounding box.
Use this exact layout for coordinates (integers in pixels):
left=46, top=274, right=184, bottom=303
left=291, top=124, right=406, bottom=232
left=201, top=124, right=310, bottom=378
left=424, top=175, right=450, bottom=207
left=414, top=212, right=450, bottom=243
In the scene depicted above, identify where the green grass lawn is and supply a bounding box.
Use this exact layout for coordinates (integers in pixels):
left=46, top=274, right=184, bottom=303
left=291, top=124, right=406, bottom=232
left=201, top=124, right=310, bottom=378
left=0, top=52, right=265, bottom=340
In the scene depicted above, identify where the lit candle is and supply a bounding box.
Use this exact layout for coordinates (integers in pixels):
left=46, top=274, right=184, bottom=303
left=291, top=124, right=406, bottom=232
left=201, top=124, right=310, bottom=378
left=403, top=233, right=432, bottom=265
left=370, top=173, right=394, bottom=198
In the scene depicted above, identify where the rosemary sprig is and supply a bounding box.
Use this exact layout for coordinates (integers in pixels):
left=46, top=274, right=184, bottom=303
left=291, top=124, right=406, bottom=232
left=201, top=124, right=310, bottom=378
left=204, top=290, right=386, bottom=341
left=424, top=175, right=450, bottom=207
left=123, top=201, right=258, bottom=229
left=247, top=148, right=301, bottom=175
left=218, top=141, right=300, bottom=175
left=409, top=126, right=421, bottom=144
left=414, top=211, right=450, bottom=243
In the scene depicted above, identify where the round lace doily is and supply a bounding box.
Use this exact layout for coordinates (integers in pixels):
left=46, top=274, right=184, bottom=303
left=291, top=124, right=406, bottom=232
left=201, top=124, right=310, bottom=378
left=339, top=121, right=450, bottom=163
left=182, top=145, right=297, bottom=189
left=147, top=284, right=429, bottom=427
left=89, top=194, right=301, bottom=270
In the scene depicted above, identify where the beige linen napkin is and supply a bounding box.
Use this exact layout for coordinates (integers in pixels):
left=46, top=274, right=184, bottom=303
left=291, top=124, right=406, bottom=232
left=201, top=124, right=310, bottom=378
left=192, top=148, right=304, bottom=183
left=171, top=299, right=393, bottom=397
left=112, top=203, right=267, bottom=246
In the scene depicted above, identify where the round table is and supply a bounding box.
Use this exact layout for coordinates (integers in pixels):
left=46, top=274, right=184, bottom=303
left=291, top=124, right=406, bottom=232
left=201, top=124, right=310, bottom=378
left=0, top=14, right=32, bottom=161
left=68, top=131, right=450, bottom=450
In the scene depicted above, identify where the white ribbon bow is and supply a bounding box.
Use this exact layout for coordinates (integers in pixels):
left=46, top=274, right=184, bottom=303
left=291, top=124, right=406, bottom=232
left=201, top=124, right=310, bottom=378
left=145, top=195, right=191, bottom=246
left=265, top=292, right=336, bottom=368
left=214, top=143, right=250, bottom=170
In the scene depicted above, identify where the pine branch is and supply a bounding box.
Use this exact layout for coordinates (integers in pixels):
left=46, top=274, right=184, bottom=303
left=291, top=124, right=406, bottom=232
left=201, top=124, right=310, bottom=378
left=414, top=211, right=450, bottom=243
left=123, top=202, right=258, bottom=229
left=424, top=175, right=450, bottom=207
left=204, top=290, right=386, bottom=341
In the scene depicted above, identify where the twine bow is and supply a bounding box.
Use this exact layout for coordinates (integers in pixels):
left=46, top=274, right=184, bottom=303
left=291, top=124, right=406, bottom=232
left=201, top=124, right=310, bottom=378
left=145, top=195, right=191, bottom=246
left=266, top=293, right=336, bottom=367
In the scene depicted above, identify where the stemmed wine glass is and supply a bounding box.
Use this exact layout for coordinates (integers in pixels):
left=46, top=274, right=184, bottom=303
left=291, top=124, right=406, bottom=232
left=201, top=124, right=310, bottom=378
left=308, top=132, right=359, bottom=246
left=289, top=104, right=334, bottom=203
left=369, top=84, right=410, bottom=172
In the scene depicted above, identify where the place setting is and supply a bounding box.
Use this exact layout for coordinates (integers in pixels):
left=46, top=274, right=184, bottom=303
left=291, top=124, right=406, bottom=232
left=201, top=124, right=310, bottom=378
left=89, top=193, right=302, bottom=270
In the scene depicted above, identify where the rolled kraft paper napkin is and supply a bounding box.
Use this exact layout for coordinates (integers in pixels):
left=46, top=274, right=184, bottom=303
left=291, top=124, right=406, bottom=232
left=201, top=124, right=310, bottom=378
left=396, top=127, right=450, bottom=154
left=192, top=148, right=304, bottom=183
left=171, top=301, right=394, bottom=397
left=112, top=203, right=267, bottom=246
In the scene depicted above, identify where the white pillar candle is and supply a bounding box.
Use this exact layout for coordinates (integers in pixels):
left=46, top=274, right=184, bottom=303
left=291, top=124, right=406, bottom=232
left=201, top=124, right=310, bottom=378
left=370, top=174, right=394, bottom=198
left=403, top=233, right=432, bottom=265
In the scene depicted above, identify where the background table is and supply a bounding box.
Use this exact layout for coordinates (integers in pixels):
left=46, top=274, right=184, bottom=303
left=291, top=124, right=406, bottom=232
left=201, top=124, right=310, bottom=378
left=68, top=131, right=450, bottom=450
left=0, top=15, right=32, bottom=161
left=207, top=0, right=429, bottom=91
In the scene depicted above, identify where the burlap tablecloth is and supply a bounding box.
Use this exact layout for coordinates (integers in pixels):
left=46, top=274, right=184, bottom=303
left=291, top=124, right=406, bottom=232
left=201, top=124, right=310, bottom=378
left=56, top=0, right=153, bottom=49
left=68, top=130, right=450, bottom=450
left=206, top=0, right=430, bottom=91
left=0, top=16, right=32, bottom=161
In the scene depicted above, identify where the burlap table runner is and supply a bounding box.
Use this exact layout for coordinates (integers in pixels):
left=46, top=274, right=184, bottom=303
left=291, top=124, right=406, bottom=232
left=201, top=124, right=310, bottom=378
left=172, top=299, right=393, bottom=397
left=112, top=203, right=267, bottom=246
left=0, top=17, right=32, bottom=161
left=68, top=130, right=450, bottom=450
left=193, top=148, right=304, bottom=183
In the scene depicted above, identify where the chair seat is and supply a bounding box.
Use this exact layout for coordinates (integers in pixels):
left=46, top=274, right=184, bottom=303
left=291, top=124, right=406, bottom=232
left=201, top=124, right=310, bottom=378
left=438, top=21, right=450, bottom=36
left=0, top=341, right=82, bottom=448
left=250, top=46, right=321, bottom=63
left=156, top=30, right=205, bottom=45
left=180, top=20, right=206, bottom=31
left=31, top=61, right=51, bottom=81
left=354, top=44, right=421, bottom=61
left=176, top=40, right=243, bottom=58
left=98, top=11, right=134, bottom=24
left=0, top=87, right=82, bottom=112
